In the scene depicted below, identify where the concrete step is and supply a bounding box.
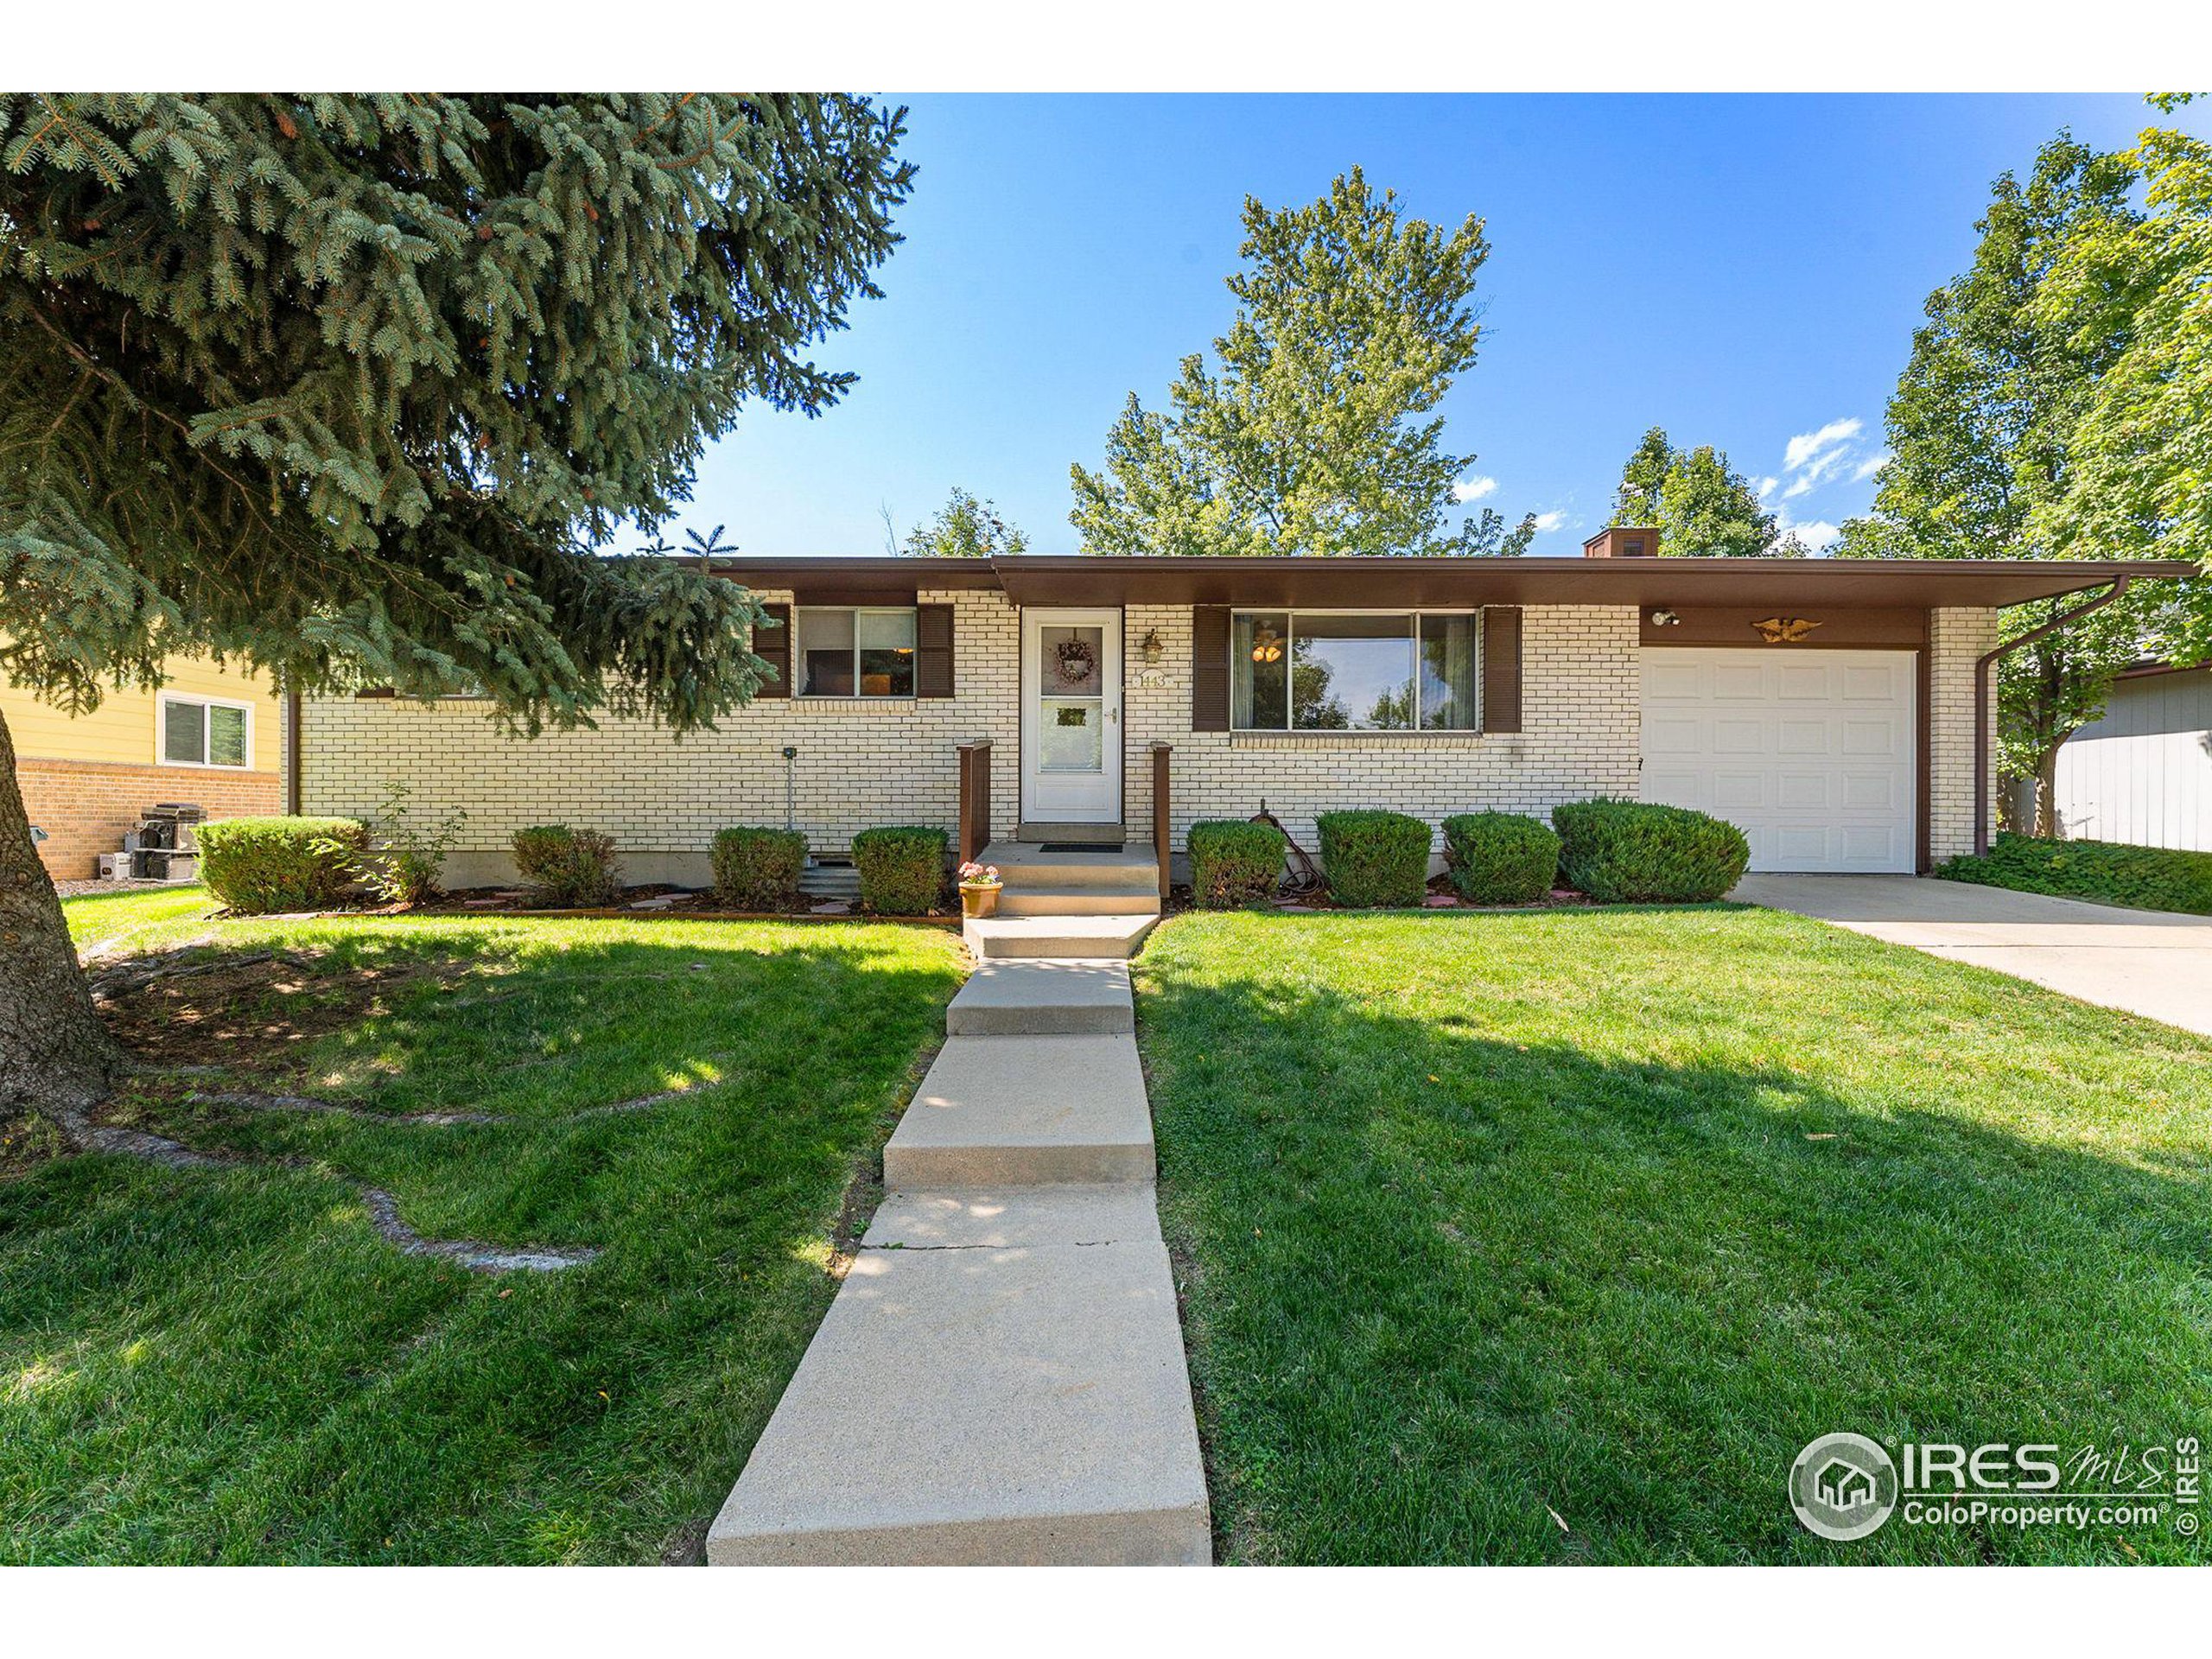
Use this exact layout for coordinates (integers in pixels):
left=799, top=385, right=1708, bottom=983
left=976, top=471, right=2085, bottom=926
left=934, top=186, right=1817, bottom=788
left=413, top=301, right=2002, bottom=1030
left=886, top=1035, right=1155, bottom=1188
left=707, top=1186, right=1210, bottom=1565
left=945, top=959, right=1134, bottom=1035
left=993, top=886, right=1162, bottom=918
left=965, top=915, right=1157, bottom=961
left=978, top=842, right=1159, bottom=893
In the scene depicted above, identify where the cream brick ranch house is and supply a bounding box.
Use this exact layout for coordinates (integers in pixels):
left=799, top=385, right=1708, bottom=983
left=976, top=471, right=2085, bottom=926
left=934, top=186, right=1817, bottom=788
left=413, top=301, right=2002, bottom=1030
left=293, top=536, right=2177, bottom=888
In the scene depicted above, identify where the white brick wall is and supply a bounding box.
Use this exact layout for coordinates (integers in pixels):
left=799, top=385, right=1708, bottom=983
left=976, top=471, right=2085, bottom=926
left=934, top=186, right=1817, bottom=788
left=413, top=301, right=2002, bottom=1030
left=1929, top=606, right=1999, bottom=862
left=302, top=593, right=2002, bottom=880
left=300, top=588, right=1021, bottom=883
left=1127, top=604, right=1642, bottom=855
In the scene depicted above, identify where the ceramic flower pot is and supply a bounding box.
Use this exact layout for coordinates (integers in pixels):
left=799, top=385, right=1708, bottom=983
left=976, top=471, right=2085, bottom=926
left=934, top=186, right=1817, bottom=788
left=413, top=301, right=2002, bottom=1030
left=960, top=883, right=1001, bottom=918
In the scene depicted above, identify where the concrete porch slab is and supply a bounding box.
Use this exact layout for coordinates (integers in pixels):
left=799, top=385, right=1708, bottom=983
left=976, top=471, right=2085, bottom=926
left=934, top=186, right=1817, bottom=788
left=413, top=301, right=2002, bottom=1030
left=705, top=1185, right=1209, bottom=1566
left=945, top=958, right=1135, bottom=1035
left=885, top=1036, right=1155, bottom=1188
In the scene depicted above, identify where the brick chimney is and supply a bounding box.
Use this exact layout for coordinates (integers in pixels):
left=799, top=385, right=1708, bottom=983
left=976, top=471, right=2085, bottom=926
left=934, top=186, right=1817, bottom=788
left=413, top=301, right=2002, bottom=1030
left=1582, top=526, right=1659, bottom=559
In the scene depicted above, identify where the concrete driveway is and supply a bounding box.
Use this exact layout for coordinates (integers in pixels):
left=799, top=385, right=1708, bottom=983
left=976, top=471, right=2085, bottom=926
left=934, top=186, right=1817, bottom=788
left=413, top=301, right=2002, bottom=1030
left=1731, top=874, right=2212, bottom=1038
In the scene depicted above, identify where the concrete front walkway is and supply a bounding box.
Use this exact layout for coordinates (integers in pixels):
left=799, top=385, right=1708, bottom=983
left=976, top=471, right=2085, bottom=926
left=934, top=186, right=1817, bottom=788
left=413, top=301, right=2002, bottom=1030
left=707, top=953, right=1209, bottom=1565
left=1732, top=874, right=2212, bottom=1038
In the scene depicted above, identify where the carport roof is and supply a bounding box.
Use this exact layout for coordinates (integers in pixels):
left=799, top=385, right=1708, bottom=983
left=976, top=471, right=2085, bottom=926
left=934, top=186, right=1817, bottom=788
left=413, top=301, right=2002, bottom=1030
left=709, top=554, right=2191, bottom=610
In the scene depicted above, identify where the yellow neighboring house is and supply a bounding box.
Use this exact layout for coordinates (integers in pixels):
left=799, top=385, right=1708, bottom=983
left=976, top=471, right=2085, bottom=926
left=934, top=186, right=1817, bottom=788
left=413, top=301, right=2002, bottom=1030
left=4, top=654, right=287, bottom=880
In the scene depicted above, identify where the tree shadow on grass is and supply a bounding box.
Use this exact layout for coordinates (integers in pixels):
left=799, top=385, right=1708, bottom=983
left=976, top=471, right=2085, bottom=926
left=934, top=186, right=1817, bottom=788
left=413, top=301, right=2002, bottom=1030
left=0, top=918, right=964, bottom=1563
left=1138, top=942, right=2212, bottom=1567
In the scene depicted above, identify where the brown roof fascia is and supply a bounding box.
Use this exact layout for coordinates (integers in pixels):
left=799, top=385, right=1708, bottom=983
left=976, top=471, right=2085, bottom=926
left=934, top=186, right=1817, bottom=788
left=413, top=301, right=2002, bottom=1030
left=707, top=554, right=2193, bottom=611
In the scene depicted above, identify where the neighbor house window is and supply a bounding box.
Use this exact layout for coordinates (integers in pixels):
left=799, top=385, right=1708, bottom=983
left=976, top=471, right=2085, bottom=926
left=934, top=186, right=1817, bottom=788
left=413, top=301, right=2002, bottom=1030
left=1231, top=612, right=1478, bottom=731
left=159, top=695, right=252, bottom=767
left=797, top=607, right=918, bottom=697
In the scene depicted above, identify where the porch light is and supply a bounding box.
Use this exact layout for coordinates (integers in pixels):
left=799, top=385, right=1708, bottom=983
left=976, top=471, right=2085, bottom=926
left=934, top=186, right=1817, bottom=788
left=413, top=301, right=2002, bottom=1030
left=1251, top=624, right=1284, bottom=664
left=1141, top=629, right=1163, bottom=665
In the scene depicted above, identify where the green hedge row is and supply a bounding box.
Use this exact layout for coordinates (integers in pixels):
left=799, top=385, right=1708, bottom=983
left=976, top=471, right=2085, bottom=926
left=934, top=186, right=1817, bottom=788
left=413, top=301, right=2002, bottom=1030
left=512, top=824, right=623, bottom=908
left=712, top=826, right=807, bottom=910
left=852, top=826, right=948, bottom=915
left=1442, top=812, right=1561, bottom=905
left=1552, top=798, right=1749, bottom=904
left=1939, top=833, right=2212, bottom=916
left=195, top=817, right=367, bottom=914
left=1315, top=810, right=1432, bottom=908
left=1188, top=820, right=1287, bottom=909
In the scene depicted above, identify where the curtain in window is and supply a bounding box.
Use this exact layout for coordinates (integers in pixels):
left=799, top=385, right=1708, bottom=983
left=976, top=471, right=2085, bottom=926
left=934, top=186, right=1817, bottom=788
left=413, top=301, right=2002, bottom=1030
left=1419, top=614, right=1478, bottom=730
left=1232, top=613, right=1289, bottom=728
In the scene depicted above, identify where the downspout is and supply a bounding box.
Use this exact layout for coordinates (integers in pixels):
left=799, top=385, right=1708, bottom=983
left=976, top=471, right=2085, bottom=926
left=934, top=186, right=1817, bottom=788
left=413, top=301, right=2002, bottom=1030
left=285, top=685, right=303, bottom=816
left=1972, top=576, right=2130, bottom=856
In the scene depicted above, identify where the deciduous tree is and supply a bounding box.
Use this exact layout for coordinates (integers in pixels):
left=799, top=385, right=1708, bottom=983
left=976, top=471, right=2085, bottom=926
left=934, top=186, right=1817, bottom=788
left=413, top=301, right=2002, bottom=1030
left=899, top=487, right=1029, bottom=557
left=1608, top=426, right=1788, bottom=556
left=1070, top=168, right=1534, bottom=557
left=1832, top=133, right=2172, bottom=830
left=2032, top=100, right=2212, bottom=652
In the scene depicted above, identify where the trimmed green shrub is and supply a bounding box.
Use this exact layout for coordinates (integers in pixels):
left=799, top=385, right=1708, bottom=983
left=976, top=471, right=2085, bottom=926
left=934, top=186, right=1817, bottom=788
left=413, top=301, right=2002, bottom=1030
left=1315, top=810, right=1431, bottom=909
left=512, top=823, right=623, bottom=908
left=712, top=826, right=808, bottom=910
left=195, top=816, right=367, bottom=914
left=1552, top=798, right=1748, bottom=904
left=852, top=825, right=948, bottom=915
left=1442, top=811, right=1560, bottom=905
left=1939, top=833, right=2212, bottom=916
left=1188, top=819, right=1287, bottom=909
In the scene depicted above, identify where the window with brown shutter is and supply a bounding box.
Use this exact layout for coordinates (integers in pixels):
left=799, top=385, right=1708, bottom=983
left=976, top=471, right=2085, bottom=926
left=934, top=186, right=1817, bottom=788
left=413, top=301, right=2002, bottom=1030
left=917, top=604, right=955, bottom=698
left=753, top=604, right=791, bottom=699
left=1480, top=607, right=1522, bottom=734
left=1191, top=606, right=1230, bottom=731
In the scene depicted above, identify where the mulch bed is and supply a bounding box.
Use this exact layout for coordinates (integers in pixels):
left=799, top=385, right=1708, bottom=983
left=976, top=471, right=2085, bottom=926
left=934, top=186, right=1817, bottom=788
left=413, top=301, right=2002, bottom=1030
left=93, top=947, right=446, bottom=1077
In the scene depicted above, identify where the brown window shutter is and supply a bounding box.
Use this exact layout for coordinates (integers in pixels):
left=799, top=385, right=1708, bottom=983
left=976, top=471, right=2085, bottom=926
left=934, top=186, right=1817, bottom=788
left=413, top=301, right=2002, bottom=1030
left=1191, top=606, right=1230, bottom=732
left=917, top=604, right=955, bottom=698
left=1481, top=607, right=1522, bottom=734
left=753, top=604, right=791, bottom=699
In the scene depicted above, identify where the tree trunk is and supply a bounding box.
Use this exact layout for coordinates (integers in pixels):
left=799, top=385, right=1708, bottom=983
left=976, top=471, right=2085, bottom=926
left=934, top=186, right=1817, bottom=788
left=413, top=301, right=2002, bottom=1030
left=0, top=702, right=125, bottom=1119
left=2031, top=742, right=2065, bottom=840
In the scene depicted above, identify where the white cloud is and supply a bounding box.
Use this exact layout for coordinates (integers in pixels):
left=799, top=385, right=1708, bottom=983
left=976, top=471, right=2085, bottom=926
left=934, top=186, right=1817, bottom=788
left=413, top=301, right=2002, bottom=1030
left=1852, top=451, right=1891, bottom=482
left=1754, top=475, right=1778, bottom=500
left=1774, top=503, right=1843, bottom=555
left=1532, top=510, right=1568, bottom=534
left=1783, top=417, right=1863, bottom=474
left=1452, top=475, right=1498, bottom=503
left=1781, top=416, right=1874, bottom=499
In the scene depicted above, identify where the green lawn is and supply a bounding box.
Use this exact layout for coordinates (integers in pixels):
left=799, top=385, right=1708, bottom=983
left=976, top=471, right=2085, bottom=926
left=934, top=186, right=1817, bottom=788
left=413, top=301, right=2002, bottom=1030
left=61, top=880, right=221, bottom=955
left=3, top=903, right=964, bottom=1563
left=1136, top=906, right=2212, bottom=1565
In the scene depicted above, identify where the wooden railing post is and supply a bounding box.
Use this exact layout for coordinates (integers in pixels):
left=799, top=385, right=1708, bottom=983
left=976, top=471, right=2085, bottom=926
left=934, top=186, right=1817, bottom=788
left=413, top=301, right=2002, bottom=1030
left=957, top=741, right=992, bottom=866
left=1150, top=742, right=1172, bottom=900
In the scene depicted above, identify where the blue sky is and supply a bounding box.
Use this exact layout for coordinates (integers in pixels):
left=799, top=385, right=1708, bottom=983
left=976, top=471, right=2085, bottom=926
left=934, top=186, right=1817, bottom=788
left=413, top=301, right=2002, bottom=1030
left=669, top=93, right=2190, bottom=560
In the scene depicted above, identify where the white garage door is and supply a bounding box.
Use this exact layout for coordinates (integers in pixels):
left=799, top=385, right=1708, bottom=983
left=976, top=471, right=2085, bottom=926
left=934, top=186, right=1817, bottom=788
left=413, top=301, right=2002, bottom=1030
left=1640, top=649, right=1916, bottom=874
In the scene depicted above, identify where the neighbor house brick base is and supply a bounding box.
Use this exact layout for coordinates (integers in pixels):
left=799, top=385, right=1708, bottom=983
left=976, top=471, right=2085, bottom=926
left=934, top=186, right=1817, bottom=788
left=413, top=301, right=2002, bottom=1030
left=17, top=756, right=281, bottom=880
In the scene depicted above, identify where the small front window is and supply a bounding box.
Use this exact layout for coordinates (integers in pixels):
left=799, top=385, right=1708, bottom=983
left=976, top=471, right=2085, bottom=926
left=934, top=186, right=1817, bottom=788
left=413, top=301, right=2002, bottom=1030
left=798, top=607, right=917, bottom=698
left=160, top=696, right=252, bottom=767
left=1232, top=611, right=1478, bottom=731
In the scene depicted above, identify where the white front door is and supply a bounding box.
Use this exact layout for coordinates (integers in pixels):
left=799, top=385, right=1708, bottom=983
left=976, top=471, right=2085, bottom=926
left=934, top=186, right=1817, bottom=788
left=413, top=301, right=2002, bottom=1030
left=1640, top=647, right=1916, bottom=874
left=1020, top=607, right=1122, bottom=825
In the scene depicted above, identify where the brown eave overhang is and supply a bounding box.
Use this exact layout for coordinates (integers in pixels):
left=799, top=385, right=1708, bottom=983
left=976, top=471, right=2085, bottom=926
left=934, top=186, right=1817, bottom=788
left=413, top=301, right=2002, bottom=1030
left=710, top=554, right=2192, bottom=611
